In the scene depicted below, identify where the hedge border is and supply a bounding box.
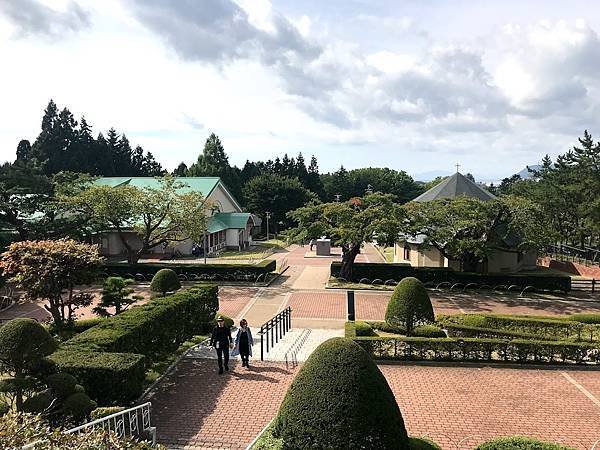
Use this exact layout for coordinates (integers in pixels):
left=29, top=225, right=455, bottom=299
left=331, top=262, right=571, bottom=292
left=351, top=332, right=600, bottom=365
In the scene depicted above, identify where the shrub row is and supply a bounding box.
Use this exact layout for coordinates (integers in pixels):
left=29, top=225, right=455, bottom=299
left=64, top=285, right=219, bottom=355
left=50, top=350, right=145, bottom=404
left=438, top=313, right=600, bottom=342
left=103, top=259, right=276, bottom=281
left=51, top=284, right=218, bottom=405
left=331, top=262, right=571, bottom=292
left=346, top=321, right=447, bottom=339
left=568, top=313, right=600, bottom=324
left=352, top=334, right=600, bottom=364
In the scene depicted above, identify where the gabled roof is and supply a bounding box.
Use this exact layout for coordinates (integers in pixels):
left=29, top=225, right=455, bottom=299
left=413, top=172, right=496, bottom=202
left=207, top=212, right=255, bottom=233
left=95, top=177, right=221, bottom=198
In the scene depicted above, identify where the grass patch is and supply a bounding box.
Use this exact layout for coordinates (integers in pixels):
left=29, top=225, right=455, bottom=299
left=217, top=240, right=286, bottom=261
left=383, top=246, right=394, bottom=263
left=144, top=335, right=207, bottom=386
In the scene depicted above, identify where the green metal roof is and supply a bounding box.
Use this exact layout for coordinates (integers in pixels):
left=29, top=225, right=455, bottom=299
left=206, top=213, right=254, bottom=233
left=95, top=177, right=221, bottom=198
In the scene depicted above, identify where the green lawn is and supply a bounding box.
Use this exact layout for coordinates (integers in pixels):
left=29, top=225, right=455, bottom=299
left=382, top=246, right=394, bottom=263
left=216, top=239, right=288, bottom=261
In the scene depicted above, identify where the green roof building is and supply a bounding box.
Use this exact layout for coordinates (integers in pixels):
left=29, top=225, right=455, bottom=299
left=94, top=177, right=260, bottom=259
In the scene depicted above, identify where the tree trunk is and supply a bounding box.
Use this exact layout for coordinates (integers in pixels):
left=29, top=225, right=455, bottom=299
left=45, top=298, right=63, bottom=328
left=339, top=244, right=361, bottom=281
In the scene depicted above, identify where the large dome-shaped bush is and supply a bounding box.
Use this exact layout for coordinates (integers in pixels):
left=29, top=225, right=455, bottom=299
left=274, top=337, right=409, bottom=449
left=150, top=269, right=181, bottom=296
left=475, top=437, right=574, bottom=450
left=0, top=318, right=57, bottom=371
left=385, top=277, right=434, bottom=335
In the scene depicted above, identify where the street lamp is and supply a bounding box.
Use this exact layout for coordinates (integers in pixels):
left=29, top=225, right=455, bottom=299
left=265, top=211, right=272, bottom=240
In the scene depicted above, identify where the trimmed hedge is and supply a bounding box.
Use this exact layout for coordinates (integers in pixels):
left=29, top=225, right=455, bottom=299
left=356, top=321, right=446, bottom=338
left=103, top=259, right=276, bottom=282
left=64, top=285, right=219, bottom=356
left=331, top=262, right=571, bottom=292
left=150, top=269, right=181, bottom=296
left=355, top=321, right=376, bottom=336
left=475, top=436, right=575, bottom=450
left=50, top=350, right=145, bottom=404
left=274, top=338, right=409, bottom=449
left=568, top=313, right=600, bottom=324
left=51, top=284, right=218, bottom=405
left=438, top=313, right=600, bottom=342
left=353, top=335, right=600, bottom=364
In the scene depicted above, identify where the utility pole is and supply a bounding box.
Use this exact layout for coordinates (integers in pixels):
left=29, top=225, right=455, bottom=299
left=265, top=211, right=272, bottom=240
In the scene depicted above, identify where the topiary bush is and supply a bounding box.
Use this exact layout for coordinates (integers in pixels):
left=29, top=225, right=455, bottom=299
left=63, top=392, right=97, bottom=420
left=475, top=436, right=575, bottom=450
left=0, top=318, right=58, bottom=410
left=355, top=321, right=376, bottom=336
left=150, top=269, right=181, bottom=296
left=408, top=437, right=442, bottom=449
left=385, top=277, right=435, bottom=335
left=273, top=337, right=409, bottom=449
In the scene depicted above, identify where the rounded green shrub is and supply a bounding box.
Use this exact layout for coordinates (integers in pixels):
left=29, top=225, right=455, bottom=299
left=0, top=319, right=57, bottom=370
left=355, top=321, right=376, bottom=336
left=63, top=392, right=97, bottom=420
left=368, top=321, right=407, bottom=335
left=475, top=437, right=575, bottom=450
left=274, top=337, right=409, bottom=449
left=413, top=325, right=446, bottom=338
left=408, top=437, right=442, bottom=449
left=385, top=277, right=434, bottom=335
left=568, top=313, right=600, bottom=324
left=46, top=373, right=78, bottom=399
left=150, top=269, right=181, bottom=296
left=22, top=391, right=53, bottom=413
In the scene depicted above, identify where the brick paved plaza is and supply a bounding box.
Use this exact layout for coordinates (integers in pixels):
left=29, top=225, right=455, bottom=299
left=148, top=356, right=600, bottom=449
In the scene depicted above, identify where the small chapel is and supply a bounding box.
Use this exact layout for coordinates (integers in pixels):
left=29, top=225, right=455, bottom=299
left=393, top=171, right=538, bottom=273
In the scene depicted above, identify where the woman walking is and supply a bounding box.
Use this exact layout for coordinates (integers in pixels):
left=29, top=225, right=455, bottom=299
left=232, top=319, right=253, bottom=368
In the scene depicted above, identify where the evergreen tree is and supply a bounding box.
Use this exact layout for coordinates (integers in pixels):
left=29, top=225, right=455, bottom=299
left=173, top=162, right=188, bottom=177
left=187, top=133, right=242, bottom=199
left=15, top=140, right=31, bottom=161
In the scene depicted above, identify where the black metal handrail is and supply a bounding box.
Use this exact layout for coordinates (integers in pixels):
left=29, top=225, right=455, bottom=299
left=547, top=244, right=600, bottom=266
left=259, top=306, right=292, bottom=361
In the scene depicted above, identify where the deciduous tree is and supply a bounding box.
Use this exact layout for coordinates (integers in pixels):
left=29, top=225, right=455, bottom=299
left=0, top=239, right=102, bottom=326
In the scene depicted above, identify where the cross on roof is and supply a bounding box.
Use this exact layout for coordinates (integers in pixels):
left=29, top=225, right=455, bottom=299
left=455, top=163, right=460, bottom=173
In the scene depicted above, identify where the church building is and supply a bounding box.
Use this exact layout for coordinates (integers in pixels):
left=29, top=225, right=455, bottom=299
left=393, top=172, right=537, bottom=273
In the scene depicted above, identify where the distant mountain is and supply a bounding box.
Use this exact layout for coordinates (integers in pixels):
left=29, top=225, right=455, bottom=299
left=411, top=170, right=453, bottom=182
left=516, top=164, right=541, bottom=179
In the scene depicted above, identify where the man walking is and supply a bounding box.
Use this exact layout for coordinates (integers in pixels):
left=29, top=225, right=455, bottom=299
left=210, top=316, right=233, bottom=374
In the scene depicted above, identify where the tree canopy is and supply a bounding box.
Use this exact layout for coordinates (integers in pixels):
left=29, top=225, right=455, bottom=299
left=286, top=193, right=405, bottom=279
left=66, top=177, right=208, bottom=263
left=0, top=239, right=102, bottom=326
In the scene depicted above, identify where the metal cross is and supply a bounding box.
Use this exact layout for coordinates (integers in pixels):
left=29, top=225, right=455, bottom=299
left=455, top=163, right=460, bottom=173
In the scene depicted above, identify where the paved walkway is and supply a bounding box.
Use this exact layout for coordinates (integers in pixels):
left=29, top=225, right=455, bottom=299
left=383, top=364, right=600, bottom=449
left=149, top=357, right=600, bottom=450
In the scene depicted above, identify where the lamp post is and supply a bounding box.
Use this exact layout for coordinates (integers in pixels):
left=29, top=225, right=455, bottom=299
left=265, top=211, right=272, bottom=240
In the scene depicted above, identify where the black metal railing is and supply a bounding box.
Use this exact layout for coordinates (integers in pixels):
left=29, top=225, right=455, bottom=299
left=571, top=278, right=598, bottom=294
left=259, top=307, right=292, bottom=361
left=546, top=244, right=600, bottom=266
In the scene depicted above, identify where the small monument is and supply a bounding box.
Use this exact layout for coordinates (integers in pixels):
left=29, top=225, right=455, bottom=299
left=316, top=236, right=331, bottom=256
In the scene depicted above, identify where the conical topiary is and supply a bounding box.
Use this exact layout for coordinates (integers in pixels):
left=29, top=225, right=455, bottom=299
left=273, top=337, right=409, bottom=449
left=385, top=277, right=434, bottom=335
left=150, top=269, right=181, bottom=296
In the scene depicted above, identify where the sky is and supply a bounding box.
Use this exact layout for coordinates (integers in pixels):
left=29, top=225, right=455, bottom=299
left=1, top=0, right=600, bottom=181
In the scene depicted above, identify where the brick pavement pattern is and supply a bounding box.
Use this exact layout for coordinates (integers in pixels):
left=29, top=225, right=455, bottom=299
left=148, top=359, right=297, bottom=450
left=381, top=364, right=600, bottom=450
left=283, top=290, right=600, bottom=321
left=217, top=287, right=259, bottom=319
